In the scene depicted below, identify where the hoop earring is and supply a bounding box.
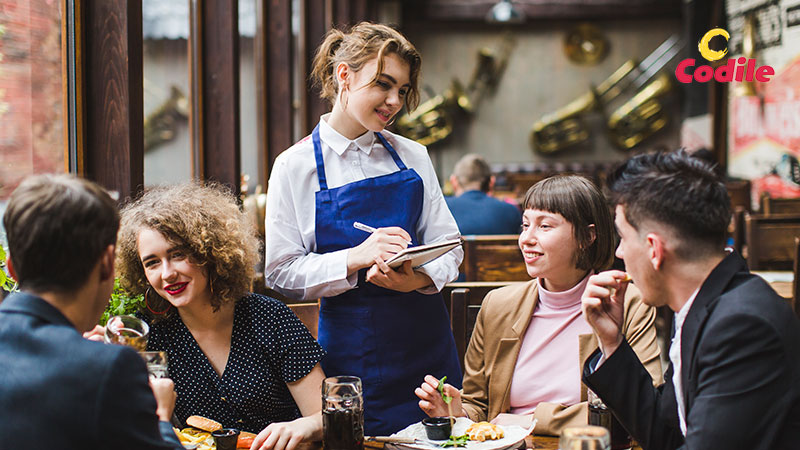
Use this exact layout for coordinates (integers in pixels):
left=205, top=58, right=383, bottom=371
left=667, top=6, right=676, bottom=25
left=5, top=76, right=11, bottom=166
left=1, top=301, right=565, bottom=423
left=339, top=85, right=349, bottom=111
left=145, top=286, right=170, bottom=315
left=387, top=115, right=396, bottom=126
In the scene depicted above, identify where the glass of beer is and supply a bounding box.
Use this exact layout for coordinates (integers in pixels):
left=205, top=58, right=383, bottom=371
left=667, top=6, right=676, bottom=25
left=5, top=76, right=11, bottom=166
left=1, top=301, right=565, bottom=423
left=322, top=376, right=363, bottom=450
left=104, top=315, right=149, bottom=352
left=560, top=425, right=611, bottom=450
left=587, top=389, right=632, bottom=450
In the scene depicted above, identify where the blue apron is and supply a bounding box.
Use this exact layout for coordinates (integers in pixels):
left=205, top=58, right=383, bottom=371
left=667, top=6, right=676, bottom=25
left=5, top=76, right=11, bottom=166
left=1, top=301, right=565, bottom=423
left=312, top=125, right=462, bottom=435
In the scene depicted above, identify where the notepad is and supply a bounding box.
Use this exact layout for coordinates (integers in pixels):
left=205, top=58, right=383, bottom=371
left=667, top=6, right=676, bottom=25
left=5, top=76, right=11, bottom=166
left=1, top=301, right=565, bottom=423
left=385, top=238, right=463, bottom=269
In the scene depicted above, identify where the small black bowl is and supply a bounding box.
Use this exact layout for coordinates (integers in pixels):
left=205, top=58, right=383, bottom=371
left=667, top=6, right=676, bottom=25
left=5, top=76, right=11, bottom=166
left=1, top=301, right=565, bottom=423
left=422, top=417, right=452, bottom=440
left=212, top=428, right=241, bottom=450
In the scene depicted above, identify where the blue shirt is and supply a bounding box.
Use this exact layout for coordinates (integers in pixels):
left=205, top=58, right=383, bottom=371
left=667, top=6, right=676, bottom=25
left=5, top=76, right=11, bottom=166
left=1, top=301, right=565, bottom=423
left=445, top=190, right=522, bottom=235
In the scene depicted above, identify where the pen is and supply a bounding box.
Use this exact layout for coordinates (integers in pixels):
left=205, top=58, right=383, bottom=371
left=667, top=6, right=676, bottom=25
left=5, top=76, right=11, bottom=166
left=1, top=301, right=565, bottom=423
left=353, top=221, right=377, bottom=234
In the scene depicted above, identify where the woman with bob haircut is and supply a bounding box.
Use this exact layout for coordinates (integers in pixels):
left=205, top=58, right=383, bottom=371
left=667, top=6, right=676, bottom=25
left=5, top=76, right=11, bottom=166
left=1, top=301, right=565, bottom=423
left=116, top=182, right=326, bottom=450
left=416, top=175, right=662, bottom=436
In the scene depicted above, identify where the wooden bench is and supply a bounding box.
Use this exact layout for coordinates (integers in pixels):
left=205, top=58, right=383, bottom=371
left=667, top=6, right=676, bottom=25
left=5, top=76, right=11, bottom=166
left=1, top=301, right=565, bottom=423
left=462, top=235, right=528, bottom=282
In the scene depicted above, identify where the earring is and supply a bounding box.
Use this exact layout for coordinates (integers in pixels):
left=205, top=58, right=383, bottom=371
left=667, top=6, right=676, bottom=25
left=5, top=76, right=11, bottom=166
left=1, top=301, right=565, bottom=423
left=339, top=83, right=349, bottom=111
left=145, top=286, right=170, bottom=315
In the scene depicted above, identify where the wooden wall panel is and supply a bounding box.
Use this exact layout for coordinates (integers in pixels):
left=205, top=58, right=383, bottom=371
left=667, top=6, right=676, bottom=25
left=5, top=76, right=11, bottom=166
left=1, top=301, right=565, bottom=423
left=82, top=0, right=143, bottom=201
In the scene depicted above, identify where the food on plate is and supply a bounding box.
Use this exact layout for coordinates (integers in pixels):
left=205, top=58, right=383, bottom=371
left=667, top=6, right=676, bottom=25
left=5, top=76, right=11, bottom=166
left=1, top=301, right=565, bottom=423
left=465, top=422, right=504, bottom=442
left=620, top=273, right=632, bottom=282
left=186, top=415, right=223, bottom=433
left=237, top=431, right=257, bottom=448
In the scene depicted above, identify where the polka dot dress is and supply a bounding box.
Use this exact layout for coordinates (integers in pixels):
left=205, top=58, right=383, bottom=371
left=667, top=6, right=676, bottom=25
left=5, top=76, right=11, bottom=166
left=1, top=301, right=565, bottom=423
left=141, top=293, right=325, bottom=433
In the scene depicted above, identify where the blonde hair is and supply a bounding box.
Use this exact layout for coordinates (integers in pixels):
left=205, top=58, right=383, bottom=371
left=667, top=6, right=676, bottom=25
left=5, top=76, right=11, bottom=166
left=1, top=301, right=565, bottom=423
left=117, top=182, right=260, bottom=314
left=310, top=22, right=421, bottom=111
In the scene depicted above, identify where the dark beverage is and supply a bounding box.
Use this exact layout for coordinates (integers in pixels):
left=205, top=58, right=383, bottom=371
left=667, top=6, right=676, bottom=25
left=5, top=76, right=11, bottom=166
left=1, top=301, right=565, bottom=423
left=323, top=407, right=364, bottom=450
left=588, top=405, right=632, bottom=450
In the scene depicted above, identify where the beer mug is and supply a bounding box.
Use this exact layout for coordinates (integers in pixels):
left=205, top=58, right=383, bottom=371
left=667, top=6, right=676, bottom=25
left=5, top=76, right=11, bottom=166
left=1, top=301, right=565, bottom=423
left=322, top=376, right=364, bottom=450
left=560, top=425, right=611, bottom=450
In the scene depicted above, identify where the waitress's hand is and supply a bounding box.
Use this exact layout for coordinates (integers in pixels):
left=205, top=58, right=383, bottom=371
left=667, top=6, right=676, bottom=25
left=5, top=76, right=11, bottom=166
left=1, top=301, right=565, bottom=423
left=366, top=259, right=433, bottom=292
left=415, top=374, right=466, bottom=418
left=250, top=414, right=321, bottom=450
left=347, top=226, right=412, bottom=275
left=581, top=270, right=629, bottom=357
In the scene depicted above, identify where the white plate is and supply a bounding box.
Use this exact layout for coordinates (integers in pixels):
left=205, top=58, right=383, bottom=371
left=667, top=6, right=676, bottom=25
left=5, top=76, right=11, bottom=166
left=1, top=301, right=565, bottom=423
left=390, top=417, right=528, bottom=450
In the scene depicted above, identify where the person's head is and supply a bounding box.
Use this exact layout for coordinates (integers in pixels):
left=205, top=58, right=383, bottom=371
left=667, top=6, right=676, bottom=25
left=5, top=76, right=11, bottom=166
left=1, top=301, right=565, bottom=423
left=519, top=175, right=615, bottom=291
left=450, top=154, right=493, bottom=195
left=310, top=22, right=421, bottom=133
left=3, top=174, right=118, bottom=320
left=116, top=182, right=259, bottom=316
left=607, top=150, right=730, bottom=306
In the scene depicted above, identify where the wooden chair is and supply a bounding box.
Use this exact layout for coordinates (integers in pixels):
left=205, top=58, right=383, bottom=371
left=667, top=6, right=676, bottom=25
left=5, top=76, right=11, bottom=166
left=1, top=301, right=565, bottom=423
left=726, top=179, right=752, bottom=212
left=288, top=301, right=320, bottom=339
left=793, top=237, right=800, bottom=320
left=744, top=213, right=800, bottom=270
left=443, top=281, right=524, bottom=368
left=760, top=195, right=800, bottom=216
left=462, top=235, right=528, bottom=281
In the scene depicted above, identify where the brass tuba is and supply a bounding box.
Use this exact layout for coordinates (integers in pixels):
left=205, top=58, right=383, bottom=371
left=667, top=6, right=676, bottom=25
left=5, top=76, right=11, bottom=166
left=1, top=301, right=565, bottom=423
left=606, top=72, right=674, bottom=150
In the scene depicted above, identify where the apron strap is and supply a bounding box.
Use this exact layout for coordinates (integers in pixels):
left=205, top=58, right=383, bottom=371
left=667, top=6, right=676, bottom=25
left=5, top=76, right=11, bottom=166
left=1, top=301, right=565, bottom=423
left=375, top=132, right=408, bottom=170
left=312, top=124, right=328, bottom=190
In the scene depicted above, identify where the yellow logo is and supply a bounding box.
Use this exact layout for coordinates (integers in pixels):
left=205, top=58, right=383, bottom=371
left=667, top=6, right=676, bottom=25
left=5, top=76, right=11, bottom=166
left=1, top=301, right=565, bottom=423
left=698, top=28, right=729, bottom=61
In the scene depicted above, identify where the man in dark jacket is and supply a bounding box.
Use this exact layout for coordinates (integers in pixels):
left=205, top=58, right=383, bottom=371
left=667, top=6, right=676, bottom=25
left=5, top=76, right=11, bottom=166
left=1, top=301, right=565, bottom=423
left=445, top=154, right=521, bottom=235
left=0, top=174, right=183, bottom=450
left=581, top=150, right=800, bottom=450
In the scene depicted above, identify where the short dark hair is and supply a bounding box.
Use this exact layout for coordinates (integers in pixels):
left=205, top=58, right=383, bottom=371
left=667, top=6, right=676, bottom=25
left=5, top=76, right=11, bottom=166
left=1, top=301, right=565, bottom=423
left=523, top=175, right=615, bottom=272
left=3, top=174, right=119, bottom=292
left=607, top=150, right=730, bottom=259
left=453, top=154, right=492, bottom=192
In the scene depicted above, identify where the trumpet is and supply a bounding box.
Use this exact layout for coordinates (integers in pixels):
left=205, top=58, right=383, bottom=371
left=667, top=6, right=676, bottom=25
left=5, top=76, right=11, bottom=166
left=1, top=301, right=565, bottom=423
left=607, top=72, right=673, bottom=150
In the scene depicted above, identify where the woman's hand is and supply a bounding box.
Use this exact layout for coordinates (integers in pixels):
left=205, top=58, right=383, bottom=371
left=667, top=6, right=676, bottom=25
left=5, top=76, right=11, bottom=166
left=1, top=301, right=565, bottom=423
left=83, top=324, right=105, bottom=342
left=415, top=374, right=465, bottom=418
left=149, top=377, right=176, bottom=422
left=366, top=259, right=432, bottom=292
left=250, top=415, right=321, bottom=450
left=347, top=226, right=412, bottom=274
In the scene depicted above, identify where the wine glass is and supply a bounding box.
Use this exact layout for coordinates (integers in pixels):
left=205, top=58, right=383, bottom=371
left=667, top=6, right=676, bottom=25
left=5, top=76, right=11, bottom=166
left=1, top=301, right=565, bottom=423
left=140, top=351, right=168, bottom=378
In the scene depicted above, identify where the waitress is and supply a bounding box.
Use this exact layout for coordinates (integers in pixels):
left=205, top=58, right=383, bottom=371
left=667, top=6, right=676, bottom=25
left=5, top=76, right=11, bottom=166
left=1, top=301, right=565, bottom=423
left=264, top=22, right=462, bottom=435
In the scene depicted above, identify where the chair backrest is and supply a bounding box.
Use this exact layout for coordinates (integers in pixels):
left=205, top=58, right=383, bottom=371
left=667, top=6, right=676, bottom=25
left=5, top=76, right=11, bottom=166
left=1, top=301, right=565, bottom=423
left=761, top=195, right=800, bottom=216
left=462, top=235, right=528, bottom=281
left=744, top=213, right=800, bottom=270
left=288, top=301, right=320, bottom=339
left=726, top=179, right=752, bottom=212
left=443, top=281, right=525, bottom=368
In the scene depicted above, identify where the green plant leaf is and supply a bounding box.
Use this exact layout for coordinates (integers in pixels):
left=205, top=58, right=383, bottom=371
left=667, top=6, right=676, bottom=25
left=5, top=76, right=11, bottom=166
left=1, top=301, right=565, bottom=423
left=437, top=375, right=452, bottom=404
left=441, top=435, right=469, bottom=447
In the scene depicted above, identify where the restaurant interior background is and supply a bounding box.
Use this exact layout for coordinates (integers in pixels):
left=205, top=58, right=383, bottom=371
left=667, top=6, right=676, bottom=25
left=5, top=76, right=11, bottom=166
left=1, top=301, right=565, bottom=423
left=1, top=0, right=799, bottom=256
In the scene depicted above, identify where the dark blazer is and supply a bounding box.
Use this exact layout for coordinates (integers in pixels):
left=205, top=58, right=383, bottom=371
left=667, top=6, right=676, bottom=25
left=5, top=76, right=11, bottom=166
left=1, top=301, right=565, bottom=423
left=582, top=251, right=800, bottom=450
left=445, top=190, right=521, bottom=235
left=0, top=292, right=183, bottom=450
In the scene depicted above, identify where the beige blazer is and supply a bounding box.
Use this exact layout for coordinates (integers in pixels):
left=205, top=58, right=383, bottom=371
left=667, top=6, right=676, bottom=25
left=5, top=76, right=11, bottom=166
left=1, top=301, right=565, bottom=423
left=460, top=279, right=663, bottom=436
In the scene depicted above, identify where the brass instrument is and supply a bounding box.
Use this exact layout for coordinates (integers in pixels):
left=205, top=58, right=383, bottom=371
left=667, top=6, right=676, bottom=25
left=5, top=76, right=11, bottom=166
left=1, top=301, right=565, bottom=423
left=396, top=36, right=514, bottom=146
left=736, top=14, right=757, bottom=97
left=531, top=60, right=637, bottom=154
left=607, top=72, right=673, bottom=150
left=531, top=35, right=683, bottom=154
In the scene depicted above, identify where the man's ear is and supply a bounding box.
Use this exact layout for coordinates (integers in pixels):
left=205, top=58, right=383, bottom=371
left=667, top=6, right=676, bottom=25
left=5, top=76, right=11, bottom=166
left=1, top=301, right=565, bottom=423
left=449, top=175, right=460, bottom=192
left=99, top=245, right=115, bottom=282
left=488, top=175, right=496, bottom=194
left=646, top=232, right=664, bottom=270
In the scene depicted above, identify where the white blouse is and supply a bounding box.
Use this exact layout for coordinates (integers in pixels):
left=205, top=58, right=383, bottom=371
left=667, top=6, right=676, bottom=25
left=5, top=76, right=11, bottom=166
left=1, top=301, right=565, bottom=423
left=264, top=115, right=463, bottom=300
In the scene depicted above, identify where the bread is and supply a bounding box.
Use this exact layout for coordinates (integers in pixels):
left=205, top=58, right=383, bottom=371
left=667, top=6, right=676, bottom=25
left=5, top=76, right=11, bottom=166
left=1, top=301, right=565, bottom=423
left=465, top=422, right=504, bottom=441
left=186, top=415, right=222, bottom=432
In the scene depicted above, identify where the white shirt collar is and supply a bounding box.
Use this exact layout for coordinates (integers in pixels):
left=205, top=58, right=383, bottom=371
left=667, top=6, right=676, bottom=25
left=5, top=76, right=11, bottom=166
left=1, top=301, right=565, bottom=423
left=675, top=286, right=700, bottom=329
left=319, top=114, right=376, bottom=156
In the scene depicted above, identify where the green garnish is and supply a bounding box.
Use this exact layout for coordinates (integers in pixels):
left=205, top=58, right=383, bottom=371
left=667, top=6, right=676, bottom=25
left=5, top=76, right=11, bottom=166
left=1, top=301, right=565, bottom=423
left=437, top=376, right=452, bottom=404
left=441, top=434, right=469, bottom=447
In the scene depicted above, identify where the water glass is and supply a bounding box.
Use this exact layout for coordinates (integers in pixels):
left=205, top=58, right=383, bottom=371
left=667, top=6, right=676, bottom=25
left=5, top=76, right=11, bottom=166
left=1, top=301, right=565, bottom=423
left=560, top=425, right=611, bottom=450
left=587, top=389, right=632, bottom=450
left=140, top=351, right=169, bottom=378
left=322, top=376, right=364, bottom=450
left=104, top=315, right=149, bottom=352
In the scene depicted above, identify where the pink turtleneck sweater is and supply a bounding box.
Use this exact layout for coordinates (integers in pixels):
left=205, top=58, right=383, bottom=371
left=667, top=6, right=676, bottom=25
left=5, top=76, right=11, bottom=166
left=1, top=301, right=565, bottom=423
left=508, top=274, right=594, bottom=414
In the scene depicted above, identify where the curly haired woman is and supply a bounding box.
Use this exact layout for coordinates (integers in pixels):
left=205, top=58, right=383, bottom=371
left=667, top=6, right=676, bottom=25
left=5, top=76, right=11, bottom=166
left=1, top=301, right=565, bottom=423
left=116, top=182, right=326, bottom=450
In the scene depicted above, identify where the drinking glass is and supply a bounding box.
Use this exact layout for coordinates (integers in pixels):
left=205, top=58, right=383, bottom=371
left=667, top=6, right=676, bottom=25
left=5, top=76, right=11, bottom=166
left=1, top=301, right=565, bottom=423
left=587, top=389, right=633, bottom=450
left=322, top=376, right=364, bottom=450
left=560, top=425, right=611, bottom=450
left=140, top=351, right=169, bottom=378
left=104, top=315, right=149, bottom=352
